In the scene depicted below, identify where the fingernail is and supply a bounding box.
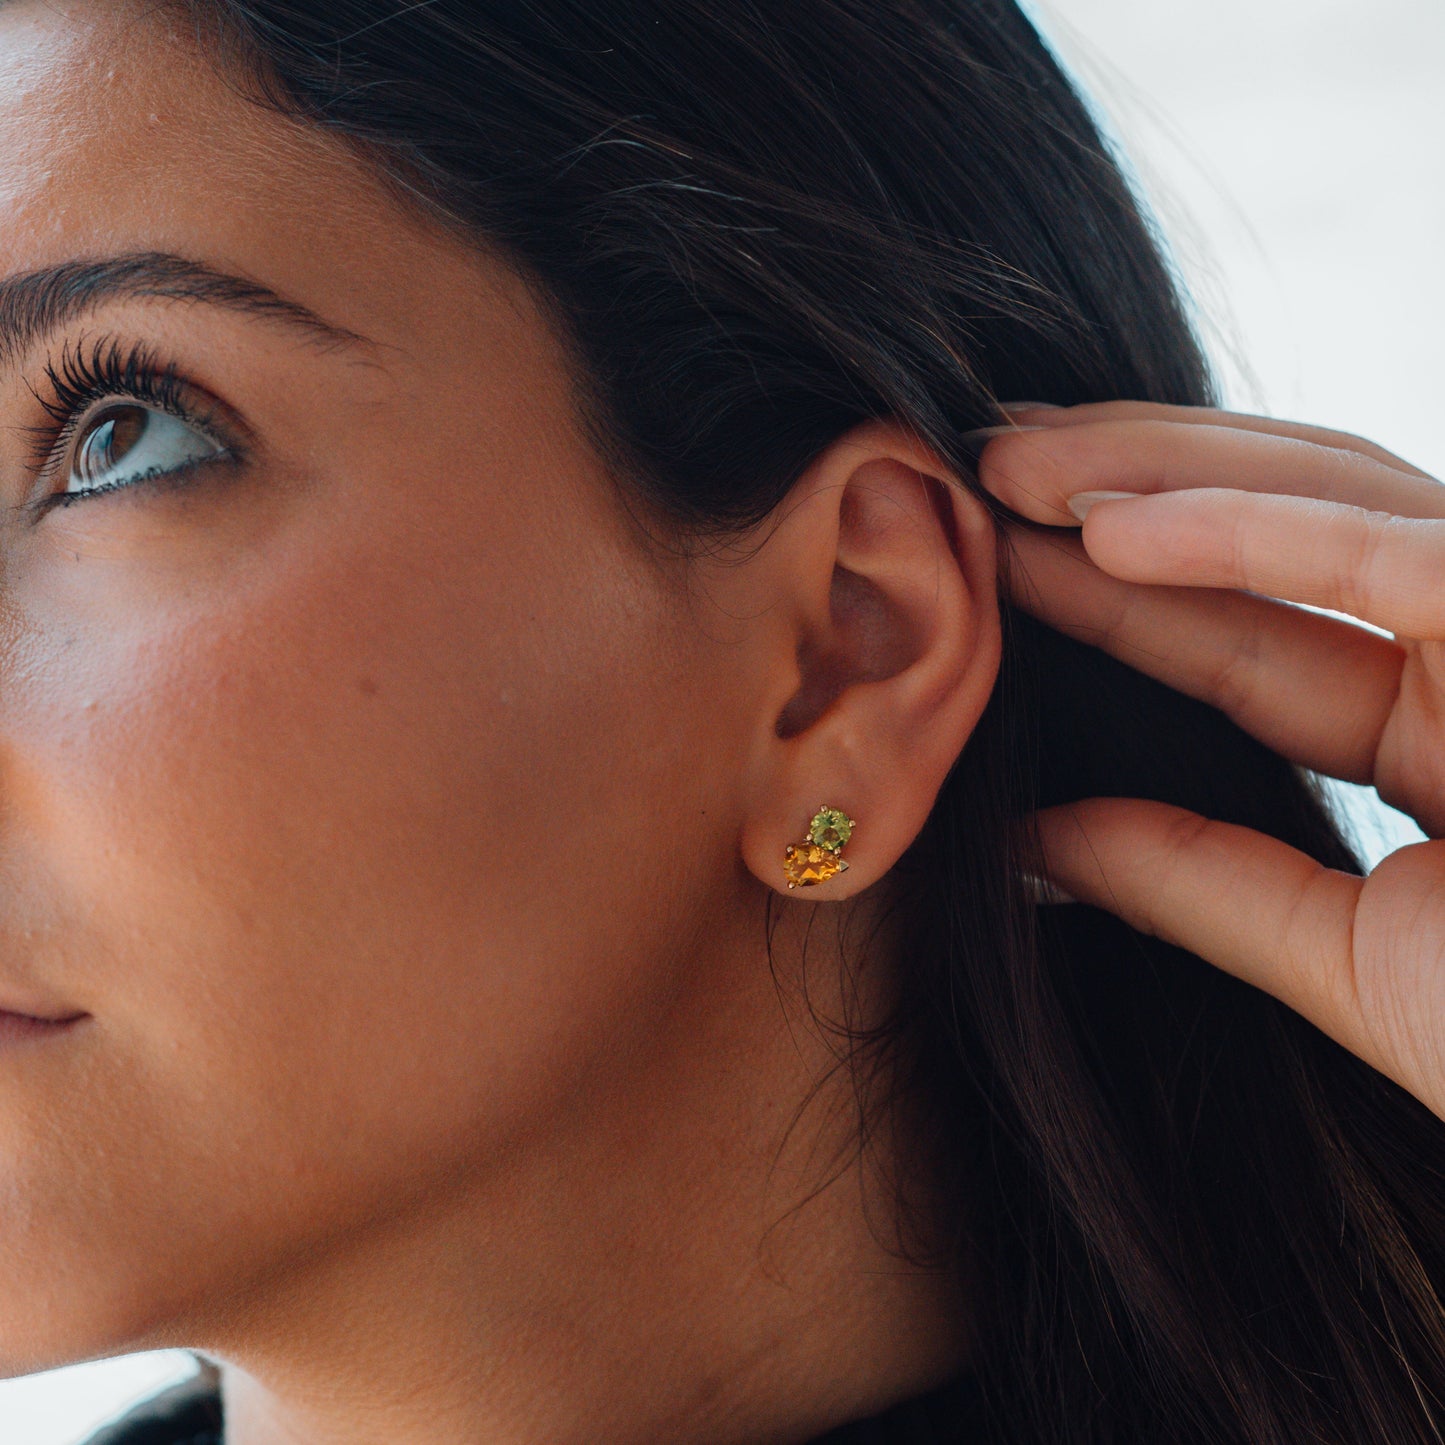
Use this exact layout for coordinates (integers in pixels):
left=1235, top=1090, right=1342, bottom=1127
left=1067, top=489, right=1141, bottom=522
left=1020, top=871, right=1079, bottom=906
left=960, top=424, right=1050, bottom=440
left=958, top=423, right=1049, bottom=462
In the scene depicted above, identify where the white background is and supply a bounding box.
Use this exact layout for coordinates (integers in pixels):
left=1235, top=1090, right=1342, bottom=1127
left=4, top=0, right=1442, bottom=1438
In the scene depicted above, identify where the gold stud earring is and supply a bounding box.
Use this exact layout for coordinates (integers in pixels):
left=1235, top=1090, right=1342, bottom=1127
left=782, top=806, right=856, bottom=889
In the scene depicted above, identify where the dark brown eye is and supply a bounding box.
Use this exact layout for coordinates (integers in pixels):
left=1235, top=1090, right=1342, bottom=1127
left=64, top=404, right=221, bottom=499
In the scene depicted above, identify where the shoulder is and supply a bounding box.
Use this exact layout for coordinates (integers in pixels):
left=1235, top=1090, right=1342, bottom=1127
left=78, top=1362, right=223, bottom=1445
left=73, top=1363, right=980, bottom=1444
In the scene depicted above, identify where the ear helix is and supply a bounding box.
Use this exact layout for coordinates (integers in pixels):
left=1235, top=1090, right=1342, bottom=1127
left=782, top=805, right=856, bottom=890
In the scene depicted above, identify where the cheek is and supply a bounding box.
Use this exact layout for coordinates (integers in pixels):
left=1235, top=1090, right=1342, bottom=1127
left=0, top=476, right=711, bottom=1363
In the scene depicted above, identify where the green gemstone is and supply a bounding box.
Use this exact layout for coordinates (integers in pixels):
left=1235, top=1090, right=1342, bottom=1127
left=809, top=807, right=854, bottom=852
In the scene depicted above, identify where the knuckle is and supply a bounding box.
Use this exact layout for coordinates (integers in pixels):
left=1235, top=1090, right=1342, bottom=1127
left=1328, top=425, right=1381, bottom=457
left=1152, top=808, right=1215, bottom=870
left=1336, top=506, right=1397, bottom=619
left=1105, top=580, right=1146, bottom=650
left=1129, top=808, right=1215, bottom=938
left=1206, top=611, right=1262, bottom=718
left=1278, top=869, right=1341, bottom=1012
left=1227, top=498, right=1255, bottom=588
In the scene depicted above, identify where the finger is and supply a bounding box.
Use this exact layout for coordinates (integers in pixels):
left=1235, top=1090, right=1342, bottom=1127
left=975, top=418, right=1445, bottom=527
left=1031, top=797, right=1368, bottom=1077
left=995, top=399, right=1434, bottom=481
left=1004, top=526, right=1405, bottom=784
left=1068, top=487, right=1445, bottom=640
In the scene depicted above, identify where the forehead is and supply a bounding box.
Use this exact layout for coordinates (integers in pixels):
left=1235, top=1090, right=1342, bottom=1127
left=0, top=0, right=510, bottom=367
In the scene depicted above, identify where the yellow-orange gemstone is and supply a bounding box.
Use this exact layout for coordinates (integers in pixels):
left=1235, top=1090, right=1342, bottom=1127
left=783, top=842, right=850, bottom=888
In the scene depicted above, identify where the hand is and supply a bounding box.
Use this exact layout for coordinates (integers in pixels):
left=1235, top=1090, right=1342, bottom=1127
left=973, top=400, right=1445, bottom=1122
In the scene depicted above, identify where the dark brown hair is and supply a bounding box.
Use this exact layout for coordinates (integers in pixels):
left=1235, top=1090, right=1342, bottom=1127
left=178, top=2, right=1445, bottom=1438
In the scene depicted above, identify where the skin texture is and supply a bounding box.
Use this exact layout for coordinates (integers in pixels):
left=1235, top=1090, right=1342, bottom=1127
left=0, top=4, right=1001, bottom=1442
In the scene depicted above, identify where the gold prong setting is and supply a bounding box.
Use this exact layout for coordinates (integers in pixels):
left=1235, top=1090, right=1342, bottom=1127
left=783, top=805, right=856, bottom=890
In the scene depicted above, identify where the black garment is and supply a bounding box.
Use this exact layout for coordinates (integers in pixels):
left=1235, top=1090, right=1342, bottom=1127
left=81, top=1364, right=223, bottom=1445
left=81, top=1361, right=983, bottom=1443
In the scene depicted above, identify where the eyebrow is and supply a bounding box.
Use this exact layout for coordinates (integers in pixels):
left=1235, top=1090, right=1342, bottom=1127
left=0, top=251, right=376, bottom=368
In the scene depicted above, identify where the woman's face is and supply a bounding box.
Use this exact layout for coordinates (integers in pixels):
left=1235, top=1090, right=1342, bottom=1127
left=0, top=0, right=792, bottom=1367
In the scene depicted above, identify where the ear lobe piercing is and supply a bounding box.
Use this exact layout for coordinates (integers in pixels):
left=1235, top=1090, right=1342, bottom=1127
left=783, top=806, right=856, bottom=889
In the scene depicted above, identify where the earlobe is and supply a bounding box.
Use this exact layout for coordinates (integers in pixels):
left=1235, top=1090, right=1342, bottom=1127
left=735, top=420, right=1001, bottom=900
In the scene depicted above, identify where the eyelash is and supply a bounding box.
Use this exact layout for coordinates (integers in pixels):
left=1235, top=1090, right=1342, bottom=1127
left=20, top=335, right=235, bottom=509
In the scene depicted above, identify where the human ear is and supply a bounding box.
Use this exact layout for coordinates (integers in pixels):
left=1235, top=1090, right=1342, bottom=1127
left=731, top=418, right=1001, bottom=899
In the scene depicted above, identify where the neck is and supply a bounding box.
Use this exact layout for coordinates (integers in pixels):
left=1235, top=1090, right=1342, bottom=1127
left=206, top=894, right=971, bottom=1445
